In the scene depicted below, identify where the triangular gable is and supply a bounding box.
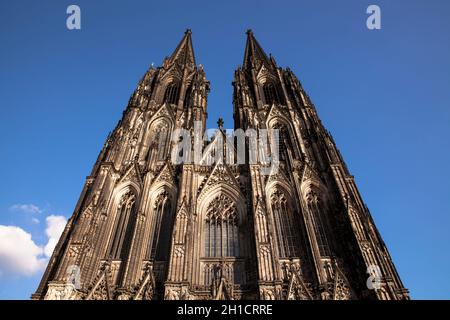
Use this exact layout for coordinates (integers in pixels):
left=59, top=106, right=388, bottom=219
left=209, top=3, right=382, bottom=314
left=86, top=263, right=113, bottom=300
left=265, top=103, right=289, bottom=123
left=266, top=165, right=292, bottom=186
left=332, top=263, right=354, bottom=300
left=286, top=270, right=313, bottom=300
left=150, top=103, right=175, bottom=124
left=160, top=63, right=183, bottom=81
left=256, top=64, right=277, bottom=83
left=151, top=161, right=177, bottom=186
left=214, top=278, right=233, bottom=300
left=175, top=198, right=189, bottom=218
left=134, top=265, right=155, bottom=300
left=301, top=162, right=321, bottom=184
left=118, top=162, right=143, bottom=187
left=197, top=163, right=241, bottom=199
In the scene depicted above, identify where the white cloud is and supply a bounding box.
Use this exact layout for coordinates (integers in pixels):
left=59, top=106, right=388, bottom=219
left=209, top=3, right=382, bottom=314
left=0, top=226, right=46, bottom=276
left=0, top=215, right=67, bottom=277
left=43, top=215, right=67, bottom=258
left=9, top=204, right=42, bottom=214
left=31, top=218, right=40, bottom=224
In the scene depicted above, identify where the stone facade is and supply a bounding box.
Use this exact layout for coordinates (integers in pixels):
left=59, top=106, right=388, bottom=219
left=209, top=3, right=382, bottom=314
left=32, top=30, right=409, bottom=300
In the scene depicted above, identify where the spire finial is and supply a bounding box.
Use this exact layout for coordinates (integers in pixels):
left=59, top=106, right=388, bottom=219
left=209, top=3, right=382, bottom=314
left=246, top=29, right=253, bottom=35
left=217, top=118, right=224, bottom=129
left=185, top=28, right=192, bottom=35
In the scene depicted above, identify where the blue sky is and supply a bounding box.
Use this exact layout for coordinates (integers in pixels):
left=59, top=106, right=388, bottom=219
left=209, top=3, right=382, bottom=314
left=0, top=0, right=449, bottom=299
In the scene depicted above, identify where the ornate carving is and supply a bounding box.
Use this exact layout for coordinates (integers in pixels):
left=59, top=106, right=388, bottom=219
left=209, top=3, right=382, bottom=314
left=151, top=162, right=176, bottom=186
left=207, top=164, right=235, bottom=186
left=134, top=263, right=156, bottom=300
left=85, top=261, right=114, bottom=300
left=68, top=244, right=81, bottom=259
left=205, top=194, right=237, bottom=222
left=321, top=260, right=354, bottom=300
left=174, top=245, right=185, bottom=257
left=118, top=162, right=143, bottom=187
left=44, top=283, right=80, bottom=300
left=280, top=260, right=314, bottom=300
left=164, top=289, right=180, bottom=300
left=35, top=31, right=409, bottom=301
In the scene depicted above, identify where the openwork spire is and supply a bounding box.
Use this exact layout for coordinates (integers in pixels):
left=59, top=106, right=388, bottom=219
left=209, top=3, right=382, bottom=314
left=167, top=28, right=196, bottom=69
left=243, top=29, right=272, bottom=70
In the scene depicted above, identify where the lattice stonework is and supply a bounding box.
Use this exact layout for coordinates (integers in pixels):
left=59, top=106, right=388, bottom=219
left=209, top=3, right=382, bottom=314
left=204, top=194, right=239, bottom=258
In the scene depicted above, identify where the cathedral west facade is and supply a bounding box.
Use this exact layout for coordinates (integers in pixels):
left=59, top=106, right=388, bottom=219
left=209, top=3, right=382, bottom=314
left=32, top=30, right=409, bottom=300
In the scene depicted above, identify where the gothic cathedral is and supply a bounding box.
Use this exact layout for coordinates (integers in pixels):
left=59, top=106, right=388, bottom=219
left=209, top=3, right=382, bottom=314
left=32, top=30, right=409, bottom=300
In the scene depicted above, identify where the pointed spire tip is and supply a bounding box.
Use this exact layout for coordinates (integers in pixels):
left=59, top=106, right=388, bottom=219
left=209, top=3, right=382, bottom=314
left=243, top=29, right=271, bottom=69
left=166, top=28, right=196, bottom=68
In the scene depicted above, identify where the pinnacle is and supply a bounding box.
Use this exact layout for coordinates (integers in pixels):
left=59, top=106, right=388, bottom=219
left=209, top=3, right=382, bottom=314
left=217, top=118, right=224, bottom=129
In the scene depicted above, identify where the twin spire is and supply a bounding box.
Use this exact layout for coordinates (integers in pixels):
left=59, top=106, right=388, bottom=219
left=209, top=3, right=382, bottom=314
left=166, top=29, right=272, bottom=70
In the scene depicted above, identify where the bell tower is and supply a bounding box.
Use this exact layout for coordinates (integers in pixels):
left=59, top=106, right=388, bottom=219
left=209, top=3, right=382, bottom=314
left=33, top=30, right=210, bottom=300
left=232, top=30, right=409, bottom=300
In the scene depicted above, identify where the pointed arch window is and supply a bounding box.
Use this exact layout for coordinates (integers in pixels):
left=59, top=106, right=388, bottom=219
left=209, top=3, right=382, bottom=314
left=109, top=191, right=137, bottom=259
left=263, top=82, right=281, bottom=105
left=164, top=82, right=180, bottom=105
left=272, top=124, right=290, bottom=162
left=145, top=122, right=170, bottom=162
left=150, top=191, right=174, bottom=261
left=278, top=128, right=289, bottom=161
left=204, top=194, right=239, bottom=257
left=155, top=123, right=169, bottom=161
left=307, top=193, right=331, bottom=257
left=183, top=84, right=193, bottom=108
left=271, top=189, right=301, bottom=258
